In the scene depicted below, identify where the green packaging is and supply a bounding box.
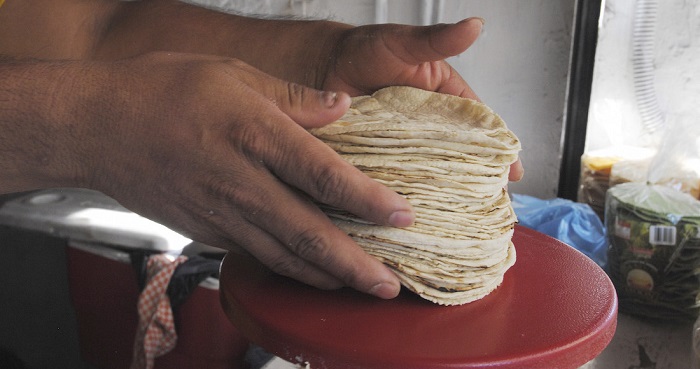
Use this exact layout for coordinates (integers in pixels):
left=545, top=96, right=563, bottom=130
left=606, top=182, right=700, bottom=321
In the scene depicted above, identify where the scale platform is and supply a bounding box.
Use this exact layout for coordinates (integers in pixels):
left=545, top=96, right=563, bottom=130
left=220, top=226, right=617, bottom=369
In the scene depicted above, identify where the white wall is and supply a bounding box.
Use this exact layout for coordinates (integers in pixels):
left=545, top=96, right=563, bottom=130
left=191, top=0, right=577, bottom=198
left=444, top=1, right=574, bottom=198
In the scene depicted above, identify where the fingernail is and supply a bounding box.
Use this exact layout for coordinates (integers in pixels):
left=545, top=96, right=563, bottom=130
left=369, top=282, right=400, bottom=299
left=471, top=17, right=486, bottom=26
left=388, top=209, right=415, bottom=227
left=321, top=91, right=338, bottom=108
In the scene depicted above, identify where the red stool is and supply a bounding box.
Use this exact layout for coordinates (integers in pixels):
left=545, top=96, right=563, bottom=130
left=67, top=243, right=249, bottom=369
left=220, top=226, right=617, bottom=369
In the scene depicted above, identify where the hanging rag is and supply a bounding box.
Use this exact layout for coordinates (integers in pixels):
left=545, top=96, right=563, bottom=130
left=130, top=254, right=188, bottom=369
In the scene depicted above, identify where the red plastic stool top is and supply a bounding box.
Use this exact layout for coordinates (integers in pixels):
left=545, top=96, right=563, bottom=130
left=220, top=226, right=617, bottom=369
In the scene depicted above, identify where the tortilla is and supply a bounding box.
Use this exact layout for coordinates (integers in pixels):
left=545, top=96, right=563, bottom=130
left=310, top=86, right=521, bottom=305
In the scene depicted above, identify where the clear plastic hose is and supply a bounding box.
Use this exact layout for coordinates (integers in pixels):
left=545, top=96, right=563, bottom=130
left=632, top=0, right=665, bottom=136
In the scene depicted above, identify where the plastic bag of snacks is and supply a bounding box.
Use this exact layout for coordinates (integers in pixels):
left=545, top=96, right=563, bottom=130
left=609, top=157, right=651, bottom=188
left=606, top=182, right=700, bottom=321
left=578, top=147, right=656, bottom=220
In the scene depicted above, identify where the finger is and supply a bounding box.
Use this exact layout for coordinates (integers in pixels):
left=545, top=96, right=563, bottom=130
left=177, top=203, right=346, bottom=290
left=208, top=93, right=406, bottom=297
left=235, top=63, right=352, bottom=128
left=222, top=154, right=401, bottom=298
left=228, top=221, right=347, bottom=291
left=266, top=83, right=352, bottom=129
left=250, top=183, right=401, bottom=298
left=239, top=72, right=415, bottom=228
left=269, top=122, right=415, bottom=228
left=172, top=160, right=349, bottom=290
left=508, top=158, right=524, bottom=182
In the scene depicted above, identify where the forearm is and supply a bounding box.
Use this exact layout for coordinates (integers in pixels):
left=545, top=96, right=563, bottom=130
left=0, top=0, right=119, bottom=60
left=95, top=0, right=352, bottom=88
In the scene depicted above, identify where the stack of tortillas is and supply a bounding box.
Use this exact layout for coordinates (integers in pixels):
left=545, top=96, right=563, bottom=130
left=310, top=86, right=521, bottom=306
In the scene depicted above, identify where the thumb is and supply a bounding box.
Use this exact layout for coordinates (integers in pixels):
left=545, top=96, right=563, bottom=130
left=391, top=17, right=484, bottom=64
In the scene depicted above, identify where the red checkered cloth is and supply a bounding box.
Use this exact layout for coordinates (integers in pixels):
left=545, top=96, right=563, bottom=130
left=130, top=254, right=188, bottom=369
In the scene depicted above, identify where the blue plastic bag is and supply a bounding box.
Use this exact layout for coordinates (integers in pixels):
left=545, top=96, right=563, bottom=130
left=511, top=194, right=608, bottom=268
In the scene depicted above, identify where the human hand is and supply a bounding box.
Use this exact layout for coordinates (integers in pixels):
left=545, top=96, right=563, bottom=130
left=318, top=18, right=523, bottom=182
left=67, top=52, right=411, bottom=298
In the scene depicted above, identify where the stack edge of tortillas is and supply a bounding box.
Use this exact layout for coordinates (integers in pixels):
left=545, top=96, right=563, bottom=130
left=310, top=86, right=521, bottom=306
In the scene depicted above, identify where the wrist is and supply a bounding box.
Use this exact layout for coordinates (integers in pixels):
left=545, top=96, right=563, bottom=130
left=0, top=59, right=94, bottom=193
left=301, top=20, right=354, bottom=90
left=208, top=15, right=354, bottom=89
left=94, top=0, right=354, bottom=89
